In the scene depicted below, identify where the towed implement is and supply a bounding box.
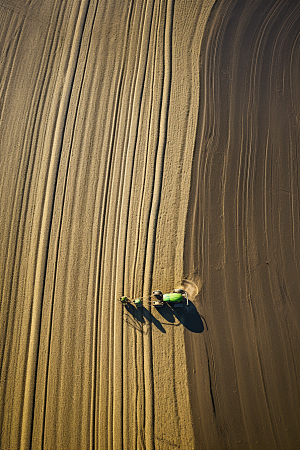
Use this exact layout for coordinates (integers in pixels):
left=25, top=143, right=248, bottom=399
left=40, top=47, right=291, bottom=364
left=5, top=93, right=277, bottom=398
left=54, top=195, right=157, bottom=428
left=119, top=296, right=143, bottom=306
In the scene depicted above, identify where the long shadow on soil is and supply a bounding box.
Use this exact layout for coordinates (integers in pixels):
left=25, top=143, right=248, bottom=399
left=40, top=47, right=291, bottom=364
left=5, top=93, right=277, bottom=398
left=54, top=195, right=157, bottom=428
left=156, top=301, right=204, bottom=333
left=125, top=304, right=166, bottom=333
left=125, top=301, right=203, bottom=333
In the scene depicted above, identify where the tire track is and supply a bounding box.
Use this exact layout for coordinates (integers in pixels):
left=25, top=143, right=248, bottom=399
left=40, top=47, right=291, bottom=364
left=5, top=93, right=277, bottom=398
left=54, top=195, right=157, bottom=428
left=142, top=1, right=174, bottom=448
left=0, top=11, right=24, bottom=119
left=35, top=2, right=99, bottom=448
left=20, top=2, right=91, bottom=448
left=0, top=2, right=71, bottom=447
left=115, top=2, right=157, bottom=447
left=90, top=2, right=148, bottom=447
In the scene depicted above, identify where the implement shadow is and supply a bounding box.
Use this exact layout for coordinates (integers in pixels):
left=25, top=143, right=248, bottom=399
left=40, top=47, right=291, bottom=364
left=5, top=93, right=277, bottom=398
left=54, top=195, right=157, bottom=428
left=125, top=304, right=166, bottom=333
left=155, top=300, right=204, bottom=333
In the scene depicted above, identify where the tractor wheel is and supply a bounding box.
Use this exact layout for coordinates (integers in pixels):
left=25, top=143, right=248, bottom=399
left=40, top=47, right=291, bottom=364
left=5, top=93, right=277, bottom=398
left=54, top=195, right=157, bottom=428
left=152, top=290, right=163, bottom=300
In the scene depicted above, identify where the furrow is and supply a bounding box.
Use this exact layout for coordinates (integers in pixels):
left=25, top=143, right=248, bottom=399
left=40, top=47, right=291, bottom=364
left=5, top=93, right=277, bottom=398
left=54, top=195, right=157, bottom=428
left=20, top=2, right=91, bottom=448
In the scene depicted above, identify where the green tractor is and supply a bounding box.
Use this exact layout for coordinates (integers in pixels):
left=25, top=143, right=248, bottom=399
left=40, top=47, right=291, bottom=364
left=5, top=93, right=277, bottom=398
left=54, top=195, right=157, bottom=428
left=152, top=289, right=189, bottom=307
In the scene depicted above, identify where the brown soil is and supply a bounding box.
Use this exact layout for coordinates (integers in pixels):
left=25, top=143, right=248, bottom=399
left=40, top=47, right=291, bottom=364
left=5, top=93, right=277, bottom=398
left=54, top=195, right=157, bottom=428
left=1, top=1, right=300, bottom=449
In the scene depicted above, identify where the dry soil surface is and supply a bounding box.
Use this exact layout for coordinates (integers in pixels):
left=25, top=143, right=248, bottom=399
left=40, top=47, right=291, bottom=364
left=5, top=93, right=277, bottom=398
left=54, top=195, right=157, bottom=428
left=1, top=1, right=300, bottom=449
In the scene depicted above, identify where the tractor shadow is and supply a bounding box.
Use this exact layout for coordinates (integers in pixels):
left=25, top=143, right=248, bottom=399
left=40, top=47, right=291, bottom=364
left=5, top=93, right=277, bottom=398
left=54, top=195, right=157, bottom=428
left=155, top=300, right=204, bottom=333
left=125, top=304, right=166, bottom=333
left=125, top=301, right=203, bottom=333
